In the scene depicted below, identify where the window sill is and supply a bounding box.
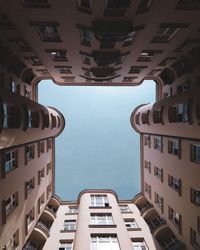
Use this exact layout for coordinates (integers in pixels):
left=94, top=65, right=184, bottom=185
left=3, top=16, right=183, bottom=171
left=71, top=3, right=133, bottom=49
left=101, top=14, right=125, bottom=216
left=89, top=224, right=117, bottom=228
left=65, top=212, right=78, bottom=215
left=127, top=227, right=141, bottom=231
left=89, top=206, right=112, bottom=209
left=60, top=229, right=76, bottom=233
left=120, top=211, right=133, bottom=214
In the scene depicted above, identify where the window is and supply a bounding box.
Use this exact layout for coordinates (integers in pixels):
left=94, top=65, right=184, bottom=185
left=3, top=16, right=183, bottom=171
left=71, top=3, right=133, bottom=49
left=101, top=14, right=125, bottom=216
left=144, top=161, right=151, bottom=173
left=24, top=86, right=31, bottom=99
left=47, top=162, right=52, bottom=175
left=168, top=176, right=181, bottom=195
left=38, top=168, right=45, bottom=184
left=152, top=25, right=180, bottom=42
left=38, top=141, right=45, bottom=156
left=119, top=205, right=130, bottom=213
left=59, top=241, right=73, bottom=250
left=129, top=66, right=147, bottom=74
left=155, top=193, right=163, bottom=212
left=141, top=112, right=149, bottom=124
left=10, top=39, right=30, bottom=51
left=26, top=207, right=35, bottom=233
left=153, top=109, right=163, bottom=124
left=124, top=219, right=138, bottom=229
left=177, top=81, right=189, bottom=93
left=191, top=188, right=200, bottom=206
left=25, top=144, right=35, bottom=162
left=90, top=214, right=113, bottom=225
left=25, top=177, right=35, bottom=198
left=4, top=192, right=18, bottom=217
left=154, top=136, right=162, bottom=151
left=47, top=49, right=67, bottom=61
left=38, top=193, right=45, bottom=213
left=132, top=239, right=148, bottom=250
left=68, top=207, right=78, bottom=214
left=11, top=229, right=19, bottom=249
left=138, top=50, right=161, bottom=62
left=80, top=0, right=91, bottom=9
left=82, top=54, right=91, bottom=65
left=11, top=81, right=20, bottom=94
left=91, top=235, right=120, bottom=250
left=80, top=29, right=92, bottom=47
left=144, top=183, right=151, bottom=199
left=190, top=228, right=200, bottom=249
left=47, top=138, right=52, bottom=151
left=168, top=139, right=180, bottom=157
left=26, top=56, right=42, bottom=66
left=63, top=220, right=76, bottom=231
left=33, top=23, right=61, bottom=42
left=154, top=166, right=163, bottom=182
left=169, top=207, right=181, bottom=232
left=28, top=110, right=39, bottom=128
left=175, top=0, right=200, bottom=10
left=3, top=103, right=20, bottom=129
left=90, top=195, right=109, bottom=207
left=23, top=0, right=50, bottom=8
left=47, top=183, right=52, bottom=199
left=4, top=150, right=18, bottom=175
left=168, top=103, right=188, bottom=122
left=191, top=144, right=200, bottom=163
left=55, top=66, right=72, bottom=74
left=144, top=135, right=151, bottom=147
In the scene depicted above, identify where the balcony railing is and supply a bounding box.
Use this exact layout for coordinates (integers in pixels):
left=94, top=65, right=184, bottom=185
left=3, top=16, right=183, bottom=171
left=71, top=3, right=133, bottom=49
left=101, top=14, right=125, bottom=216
left=36, top=221, right=50, bottom=237
left=45, top=206, right=56, bottom=217
left=148, top=217, right=166, bottom=232
left=140, top=203, right=153, bottom=215
left=23, top=243, right=37, bottom=250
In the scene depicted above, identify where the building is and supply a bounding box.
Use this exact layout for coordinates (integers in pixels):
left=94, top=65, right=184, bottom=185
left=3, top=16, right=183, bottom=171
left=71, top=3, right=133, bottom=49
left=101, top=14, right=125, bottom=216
left=0, top=0, right=200, bottom=249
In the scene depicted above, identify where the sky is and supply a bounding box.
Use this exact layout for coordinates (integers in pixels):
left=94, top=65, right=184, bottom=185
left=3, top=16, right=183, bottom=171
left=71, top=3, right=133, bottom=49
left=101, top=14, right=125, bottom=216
left=38, top=80, right=155, bottom=201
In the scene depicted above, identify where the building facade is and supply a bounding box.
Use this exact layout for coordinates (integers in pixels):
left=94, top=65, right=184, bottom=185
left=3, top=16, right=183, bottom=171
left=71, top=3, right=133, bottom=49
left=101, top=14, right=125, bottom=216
left=0, top=0, right=200, bottom=249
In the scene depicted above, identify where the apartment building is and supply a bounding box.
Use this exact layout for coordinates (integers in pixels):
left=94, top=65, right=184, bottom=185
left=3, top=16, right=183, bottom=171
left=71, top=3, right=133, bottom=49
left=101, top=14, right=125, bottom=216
left=23, top=190, right=161, bottom=250
left=0, top=0, right=200, bottom=249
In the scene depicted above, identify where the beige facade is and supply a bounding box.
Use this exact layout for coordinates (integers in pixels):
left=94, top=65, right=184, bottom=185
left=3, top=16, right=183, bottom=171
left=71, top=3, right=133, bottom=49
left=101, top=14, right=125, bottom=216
left=0, top=0, right=200, bottom=249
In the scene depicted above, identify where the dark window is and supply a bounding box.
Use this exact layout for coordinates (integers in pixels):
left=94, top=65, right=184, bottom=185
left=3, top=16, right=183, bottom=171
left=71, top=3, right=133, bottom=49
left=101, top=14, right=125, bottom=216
left=33, top=24, right=61, bottom=42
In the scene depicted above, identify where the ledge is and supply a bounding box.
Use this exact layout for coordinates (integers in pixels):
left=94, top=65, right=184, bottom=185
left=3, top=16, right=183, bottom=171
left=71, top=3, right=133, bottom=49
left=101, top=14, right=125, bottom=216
left=60, top=229, right=76, bottom=233
left=89, top=206, right=112, bottom=209
left=89, top=224, right=117, bottom=228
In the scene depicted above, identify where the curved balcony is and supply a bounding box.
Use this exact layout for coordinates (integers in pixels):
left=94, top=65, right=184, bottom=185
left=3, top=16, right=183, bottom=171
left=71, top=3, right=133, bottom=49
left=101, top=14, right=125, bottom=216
left=93, top=19, right=133, bottom=43
left=134, top=195, right=153, bottom=216
left=143, top=208, right=166, bottom=236
left=156, top=227, right=185, bottom=250
left=93, top=50, right=121, bottom=66
left=35, top=221, right=50, bottom=239
left=44, top=206, right=56, bottom=220
left=91, top=67, right=115, bottom=78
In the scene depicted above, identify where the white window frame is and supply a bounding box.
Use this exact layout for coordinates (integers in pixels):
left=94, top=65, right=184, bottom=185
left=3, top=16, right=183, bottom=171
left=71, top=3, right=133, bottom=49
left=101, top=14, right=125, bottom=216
left=90, top=214, right=113, bottom=225
left=132, top=240, right=148, bottom=250
left=63, top=220, right=76, bottom=231
left=5, top=150, right=17, bottom=173
left=90, top=195, right=109, bottom=207
left=91, top=235, right=120, bottom=250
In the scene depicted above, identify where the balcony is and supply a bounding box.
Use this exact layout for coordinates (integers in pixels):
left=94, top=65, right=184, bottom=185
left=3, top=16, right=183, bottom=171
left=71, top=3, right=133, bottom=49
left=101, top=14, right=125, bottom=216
left=104, top=0, right=131, bottom=16
left=156, top=227, right=185, bottom=250
left=35, top=221, right=50, bottom=239
left=44, top=205, right=57, bottom=219
left=143, top=209, right=166, bottom=235
left=93, top=19, right=133, bottom=43
left=91, top=67, right=115, bottom=78
left=23, top=241, right=38, bottom=250
left=93, top=50, right=121, bottom=66
left=135, top=195, right=153, bottom=215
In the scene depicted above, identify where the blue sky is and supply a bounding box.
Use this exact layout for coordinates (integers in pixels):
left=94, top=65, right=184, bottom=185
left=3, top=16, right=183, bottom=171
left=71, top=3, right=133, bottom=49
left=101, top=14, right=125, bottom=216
left=39, top=80, right=155, bottom=201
